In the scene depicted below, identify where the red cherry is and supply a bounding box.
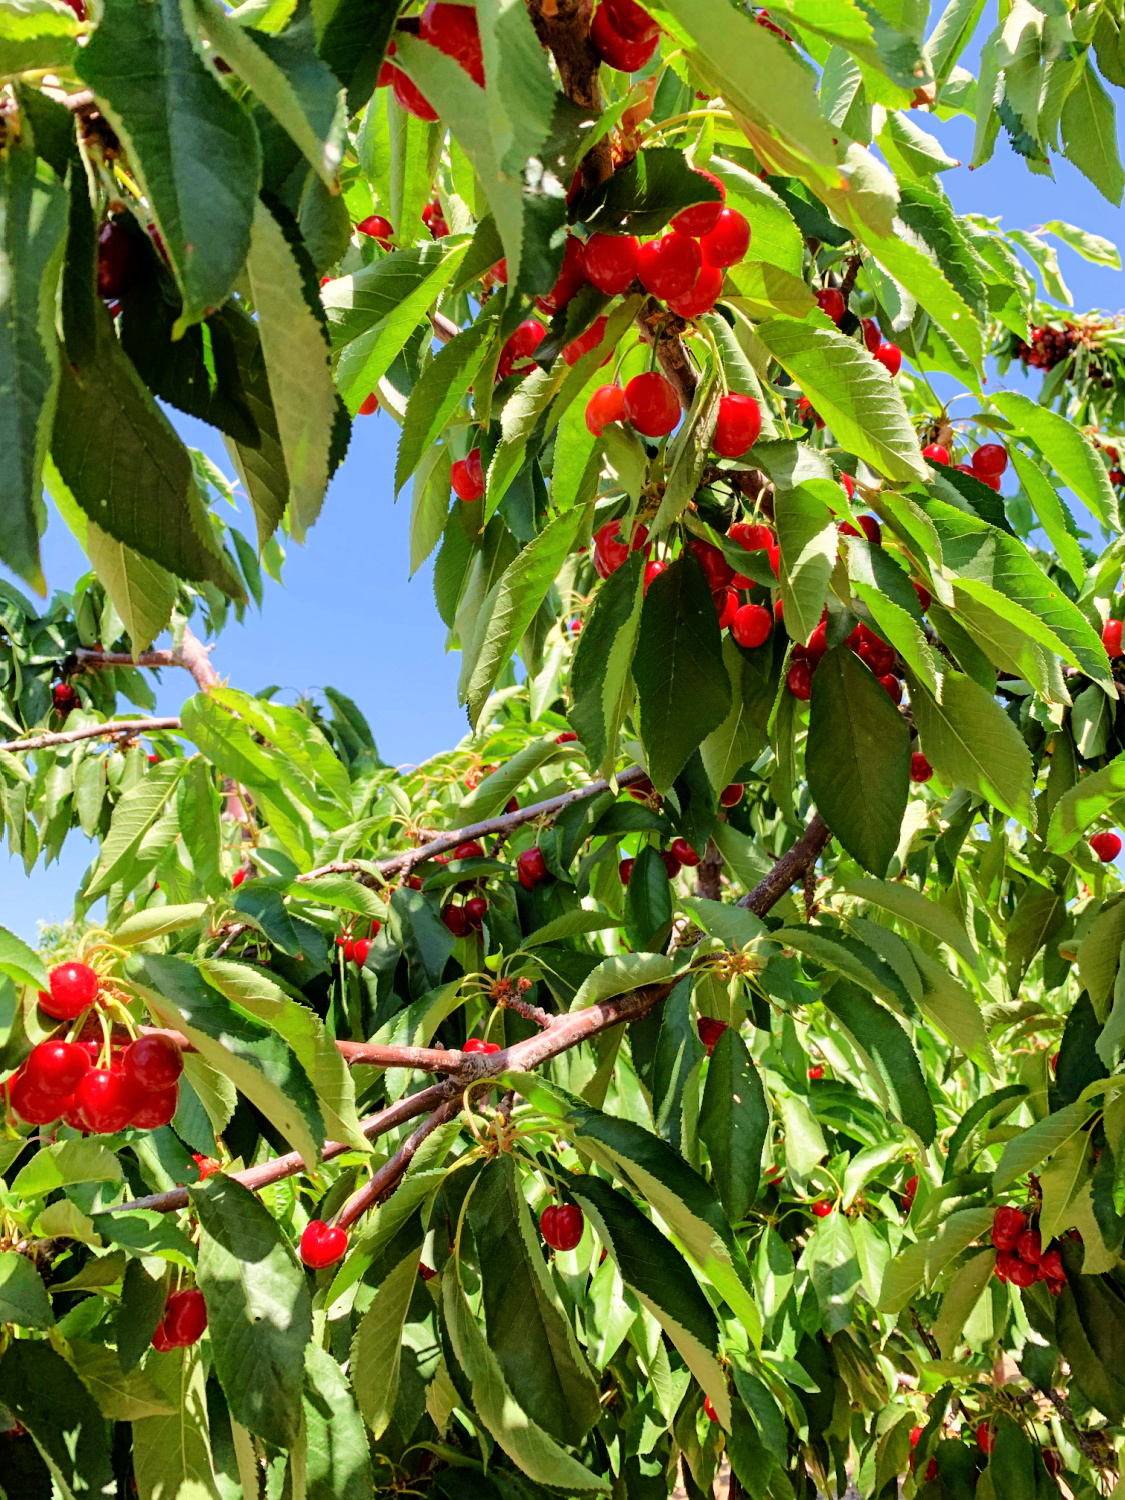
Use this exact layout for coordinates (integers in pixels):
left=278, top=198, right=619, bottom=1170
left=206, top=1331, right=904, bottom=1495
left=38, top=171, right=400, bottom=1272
left=910, top=1426, right=924, bottom=1450
left=498, top=319, right=546, bottom=379
left=627, top=775, right=654, bottom=800
left=714, top=587, right=739, bottom=631
left=603, top=0, right=658, bottom=41
left=151, top=1321, right=176, bottom=1352
left=1038, top=1247, right=1064, bottom=1281
left=808, top=1065, right=824, bottom=1080
left=691, top=539, right=733, bottom=590
left=9, top=1071, right=66, bottom=1126
left=910, top=752, right=933, bottom=783
left=421, top=200, right=449, bottom=238
left=856, top=317, right=879, bottom=352
left=441, top=905, right=470, bottom=938
left=231, top=867, right=249, bottom=888
left=1103, top=619, right=1123, bottom=657
left=563, top=315, right=609, bottom=366
left=975, top=1424, right=995, bottom=1455
left=585, top=384, right=627, bottom=436
left=618, top=857, right=634, bottom=885
left=356, top=215, right=392, bottom=247
left=193, top=1153, right=222, bottom=1179
left=787, top=659, right=813, bottom=700
left=419, top=1, right=485, bottom=84
left=637, top=232, right=701, bottom=301
left=583, top=233, right=640, bottom=295
left=903, top=1174, right=919, bottom=1209
left=922, top=444, right=950, bottom=466
left=464, top=896, right=488, bottom=929
left=816, top=287, right=846, bottom=325
left=53, top=682, right=76, bottom=714
left=720, top=782, right=743, bottom=808
left=131, top=1085, right=179, bottom=1130
left=811, top=1200, right=834, bottom=1217
left=556, top=731, right=579, bottom=745
left=451, top=448, right=485, bottom=502
left=661, top=849, right=682, bottom=879
left=713, top=393, right=762, bottom=457
left=880, top=674, right=902, bottom=704
left=731, top=603, right=772, bottom=649
left=839, top=473, right=855, bottom=501
left=729, top=521, right=774, bottom=552
left=540, top=1203, right=584, bottom=1251
left=454, top=840, right=485, bottom=860
left=669, top=837, right=700, bottom=867
left=161, top=1288, right=207, bottom=1347
left=517, top=847, right=549, bottom=887
left=389, top=66, right=438, bottom=121
left=40, top=961, right=100, bottom=1020
left=914, top=582, right=931, bottom=612
left=537, top=235, right=587, bottom=315
left=593, top=519, right=647, bottom=577
left=704, top=1395, right=720, bottom=1422
left=796, top=396, right=823, bottom=429
left=1091, top=830, right=1122, bottom=863
left=1009, top=1254, right=1040, bottom=1287
left=972, top=443, right=1008, bottom=478
left=1016, top=1228, right=1042, bottom=1264
left=96, top=220, right=142, bottom=300
left=697, top=1017, right=727, bottom=1055
left=123, top=1034, right=184, bottom=1090
left=590, top=5, right=659, bottom=69
left=992, top=1205, right=1028, bottom=1251
left=351, top=938, right=372, bottom=965
left=624, top=372, right=680, bottom=437
left=666, top=262, right=724, bottom=319
left=1043, top=1450, right=1061, bottom=1479
left=841, top=514, right=882, bottom=546
left=463, top=1038, right=501, bottom=1055
left=670, top=170, right=726, bottom=239
left=874, top=342, right=902, bottom=376
left=699, top=209, right=751, bottom=269
left=74, top=1069, right=139, bottom=1133
left=300, top=1220, right=348, bottom=1270
left=643, top=560, right=665, bottom=594
left=25, top=1041, right=90, bottom=1097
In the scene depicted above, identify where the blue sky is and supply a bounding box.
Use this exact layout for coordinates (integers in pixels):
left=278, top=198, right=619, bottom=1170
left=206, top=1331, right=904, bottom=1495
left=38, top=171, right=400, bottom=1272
left=3, top=106, right=1124, bottom=942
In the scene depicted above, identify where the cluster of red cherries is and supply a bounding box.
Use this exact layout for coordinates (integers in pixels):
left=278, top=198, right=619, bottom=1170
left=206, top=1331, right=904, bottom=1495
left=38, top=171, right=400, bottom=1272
left=52, top=680, right=77, bottom=717
left=151, top=1288, right=207, bottom=1351
left=990, top=1205, right=1065, bottom=1294
left=438, top=839, right=493, bottom=936
left=335, top=924, right=381, bottom=966
left=618, top=835, right=702, bottom=887
left=3, top=962, right=183, bottom=1133
left=922, top=439, right=1008, bottom=492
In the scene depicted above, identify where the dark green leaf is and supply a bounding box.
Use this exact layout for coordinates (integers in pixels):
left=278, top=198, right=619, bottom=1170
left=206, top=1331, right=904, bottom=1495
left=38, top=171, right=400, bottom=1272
left=0, top=1250, right=53, bottom=1328
left=651, top=975, right=704, bottom=1145
left=0, top=1340, right=114, bottom=1500
left=699, top=1026, right=768, bottom=1223
left=822, top=978, right=936, bottom=1144
left=303, top=1344, right=374, bottom=1500
left=568, top=551, right=645, bottom=771
left=624, top=845, right=674, bottom=955
left=583, top=146, right=723, bottom=236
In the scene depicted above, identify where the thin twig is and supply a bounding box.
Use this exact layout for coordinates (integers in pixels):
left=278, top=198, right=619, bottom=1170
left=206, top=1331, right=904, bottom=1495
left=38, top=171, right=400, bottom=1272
left=0, top=718, right=181, bottom=755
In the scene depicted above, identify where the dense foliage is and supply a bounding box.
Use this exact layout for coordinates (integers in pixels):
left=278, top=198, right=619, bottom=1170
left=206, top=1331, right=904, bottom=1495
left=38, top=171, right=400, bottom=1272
left=5, top=0, right=1125, bottom=1496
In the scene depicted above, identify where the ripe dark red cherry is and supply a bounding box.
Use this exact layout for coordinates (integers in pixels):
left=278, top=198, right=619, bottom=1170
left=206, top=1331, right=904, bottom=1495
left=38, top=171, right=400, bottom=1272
left=451, top=448, right=485, bottom=502
left=880, top=674, right=902, bottom=704
left=714, top=587, right=738, bottom=629
left=517, top=846, right=549, bottom=888
left=151, top=1320, right=176, bottom=1353
left=540, top=1203, right=584, bottom=1251
left=39, top=961, right=100, bottom=1020
left=53, top=682, right=76, bottom=715
left=922, top=443, right=950, bottom=466
left=914, top=581, right=931, bottom=612
left=74, top=1068, right=139, bottom=1133
left=603, top=0, right=658, bottom=42
left=590, top=4, right=659, bottom=69
left=356, top=215, right=392, bottom=247
left=731, top=602, right=772, bottom=649
left=690, top=539, right=733, bottom=590
left=1091, top=830, right=1122, bottom=862
left=537, top=235, right=588, bottom=315
left=1016, top=1228, right=1042, bottom=1264
left=972, top=442, right=1008, bottom=478
left=454, top=840, right=485, bottom=860
left=643, top=560, right=665, bottom=594
left=637, top=231, right=701, bottom=300
left=463, top=1038, right=501, bottom=1055
left=808, top=1065, right=824, bottom=1080
left=419, top=2, right=485, bottom=84
left=497, top=319, right=546, bottom=379
left=992, top=1205, right=1028, bottom=1250
left=351, top=938, right=373, bottom=965
left=9, top=1071, right=66, bottom=1125
left=123, top=1034, right=184, bottom=1091
left=624, top=372, right=680, bottom=436
left=96, top=220, right=142, bottom=300
left=563, top=315, right=609, bottom=366
left=661, top=848, right=682, bottom=879
left=698, top=209, right=751, bottom=269
left=696, top=1017, right=727, bottom=1055
left=811, top=1200, right=834, bottom=1217
left=713, top=393, right=761, bottom=457
left=816, top=287, right=846, bottom=325
left=787, top=659, right=813, bottom=700
left=389, top=66, right=438, bottom=121
left=910, top=752, right=933, bottom=783
left=161, top=1288, right=207, bottom=1347
left=860, top=317, right=881, bottom=352
left=1038, top=1247, right=1064, bottom=1282
left=840, top=514, right=882, bottom=546
left=585, top=384, right=627, bottom=436
left=464, top=895, right=488, bottom=928
left=618, top=857, right=634, bottom=885
left=902, top=1174, right=918, bottom=1210
left=666, top=262, right=723, bottom=318
left=874, top=342, right=902, bottom=376
left=670, top=170, right=726, bottom=238
left=669, top=837, right=700, bottom=867
left=131, top=1085, right=180, bottom=1130
left=1103, top=619, right=1123, bottom=657
left=422, top=199, right=449, bottom=238
left=441, top=905, right=470, bottom=937
left=720, top=782, right=743, bottom=808
left=25, top=1041, right=90, bottom=1097
left=1043, top=1450, right=1062, bottom=1478
left=556, top=731, right=579, bottom=745
left=300, top=1220, right=348, bottom=1269
left=582, top=233, right=640, bottom=295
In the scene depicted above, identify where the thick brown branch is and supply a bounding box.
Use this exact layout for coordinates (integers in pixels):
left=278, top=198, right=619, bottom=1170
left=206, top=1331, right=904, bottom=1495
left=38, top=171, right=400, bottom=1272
left=334, top=1098, right=462, bottom=1230
left=335, top=1040, right=467, bottom=1071
left=0, top=717, right=181, bottom=755
left=635, top=296, right=699, bottom=409
left=739, top=812, right=831, bottom=915
left=106, top=1084, right=455, bottom=1215
left=76, top=625, right=219, bottom=692
left=525, top=0, right=612, bottom=190
left=695, top=837, right=723, bottom=901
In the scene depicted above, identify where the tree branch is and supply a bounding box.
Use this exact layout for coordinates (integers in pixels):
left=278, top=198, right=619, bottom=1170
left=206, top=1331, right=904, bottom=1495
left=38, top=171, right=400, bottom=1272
left=634, top=296, right=699, bottom=409
left=739, top=812, right=831, bottom=915
left=334, top=1098, right=462, bottom=1230
left=0, top=717, right=182, bottom=755
left=524, top=0, right=613, bottom=190
left=76, top=625, right=219, bottom=692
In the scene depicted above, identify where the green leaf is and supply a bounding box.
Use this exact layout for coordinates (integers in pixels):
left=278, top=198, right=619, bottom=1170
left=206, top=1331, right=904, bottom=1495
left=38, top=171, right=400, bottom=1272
left=878, top=1206, right=993, bottom=1312
left=0, top=0, right=78, bottom=73
left=992, top=1100, right=1094, bottom=1192
left=803, top=1211, right=861, bottom=1335
left=807, top=646, right=910, bottom=878
left=822, top=978, right=936, bottom=1143
left=351, top=1240, right=422, bottom=1439
left=465, top=505, right=587, bottom=727
left=131, top=954, right=324, bottom=1168
left=564, top=1169, right=730, bottom=1428
left=844, top=533, right=940, bottom=694
left=0, top=133, right=66, bottom=590
left=755, top=316, right=928, bottom=483
left=0, top=1340, right=115, bottom=1500
left=570, top=952, right=675, bottom=1012
left=113, top=902, right=208, bottom=946
left=567, top=1105, right=762, bottom=1343
left=91, top=1209, right=196, bottom=1269
left=131, top=1343, right=219, bottom=1496
left=775, top=481, right=838, bottom=645
left=1049, top=750, right=1125, bottom=853
left=456, top=737, right=561, bottom=821
left=230, top=882, right=302, bottom=956
left=624, top=844, right=673, bottom=954
left=1007, top=448, right=1085, bottom=589
left=907, top=669, right=1034, bottom=828
left=395, top=319, right=493, bottom=496
left=520, top=909, right=624, bottom=949
left=84, top=519, right=177, bottom=656
left=699, top=1026, right=768, bottom=1223
left=634, top=552, right=732, bottom=792
left=0, top=922, right=49, bottom=989
left=897, top=182, right=986, bottom=323
left=773, top=925, right=912, bottom=1008
left=302, top=1343, right=373, bottom=1500
left=244, top=198, right=340, bottom=542
left=52, top=310, right=243, bottom=597
left=841, top=877, right=978, bottom=969
left=0, top=1250, right=53, bottom=1328
left=190, top=1174, right=313, bottom=1450
left=85, top=759, right=189, bottom=900
left=992, top=388, right=1116, bottom=529
left=1060, top=59, right=1124, bottom=206
left=66, top=1341, right=176, bottom=1423
left=679, top=895, right=766, bottom=951
left=79, top=0, right=261, bottom=329
left=568, top=551, right=645, bottom=774
left=12, top=1138, right=122, bottom=1199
